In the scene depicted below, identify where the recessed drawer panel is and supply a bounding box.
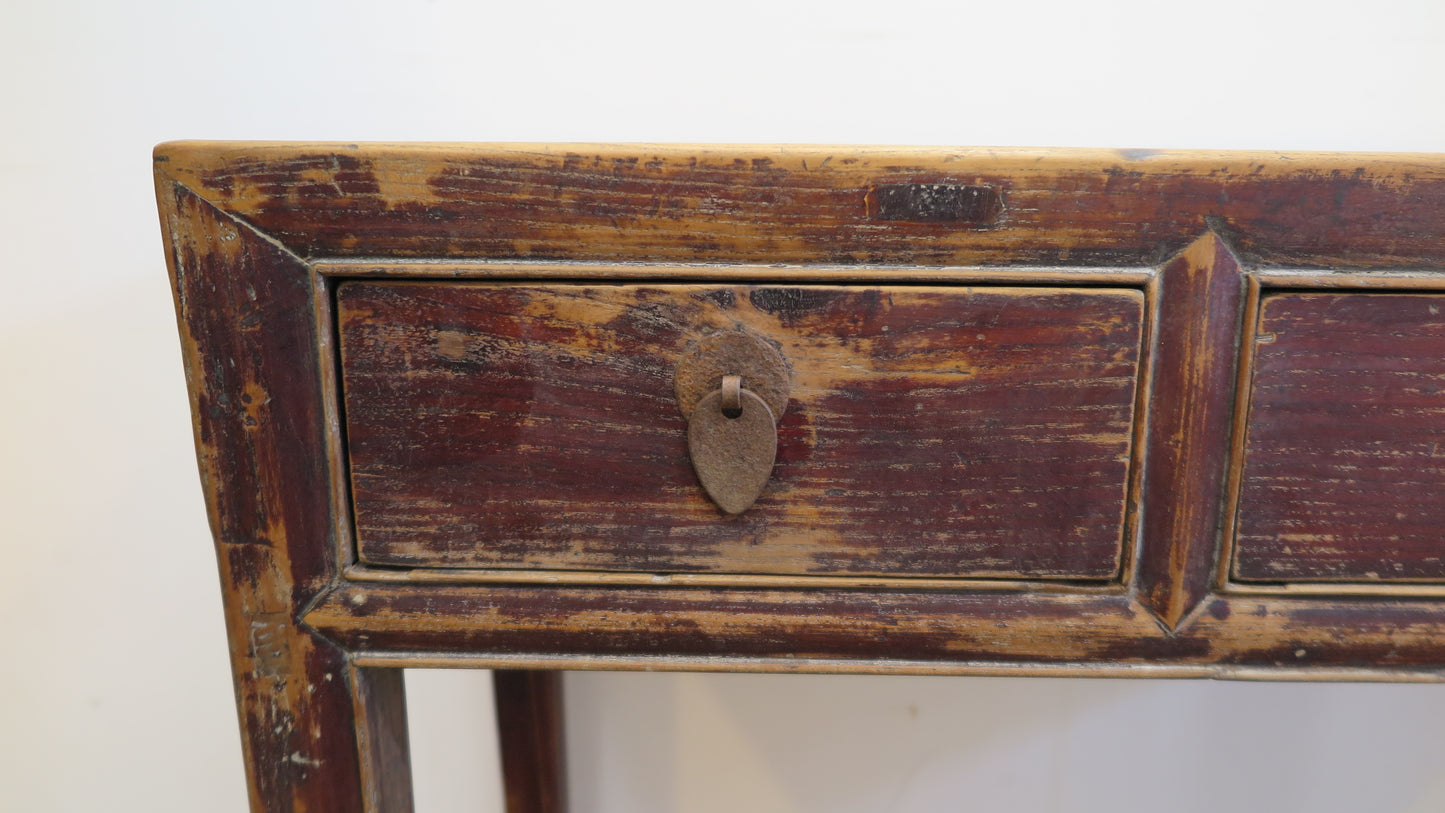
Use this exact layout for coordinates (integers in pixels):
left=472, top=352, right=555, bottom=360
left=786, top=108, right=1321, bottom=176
left=1234, top=292, right=1445, bottom=582
left=337, top=282, right=1144, bottom=579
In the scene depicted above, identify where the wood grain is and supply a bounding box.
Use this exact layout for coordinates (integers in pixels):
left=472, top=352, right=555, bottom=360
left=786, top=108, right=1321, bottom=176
left=157, top=178, right=376, bottom=811
left=154, top=143, right=1445, bottom=269
left=1234, top=292, right=1445, bottom=582
left=338, top=282, right=1144, bottom=579
left=155, top=143, right=1445, bottom=812
left=306, top=582, right=1167, bottom=665
left=305, top=581, right=1445, bottom=673
left=494, top=671, right=568, bottom=813
left=1135, top=233, right=1246, bottom=628
left=352, top=667, right=414, bottom=813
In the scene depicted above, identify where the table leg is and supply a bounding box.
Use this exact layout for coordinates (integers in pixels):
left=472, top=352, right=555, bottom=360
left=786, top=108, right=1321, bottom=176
left=493, top=670, right=568, bottom=813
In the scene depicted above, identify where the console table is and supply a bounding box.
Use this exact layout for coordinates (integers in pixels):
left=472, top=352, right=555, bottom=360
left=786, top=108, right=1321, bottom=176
left=155, top=143, right=1445, bottom=812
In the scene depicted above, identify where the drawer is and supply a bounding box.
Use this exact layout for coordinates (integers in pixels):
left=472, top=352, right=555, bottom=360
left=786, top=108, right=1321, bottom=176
left=338, top=281, right=1145, bottom=580
left=1234, top=292, right=1445, bottom=582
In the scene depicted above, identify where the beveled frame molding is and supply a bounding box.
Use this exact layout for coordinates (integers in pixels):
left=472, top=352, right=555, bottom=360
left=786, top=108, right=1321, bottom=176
left=318, top=259, right=1157, bottom=593
left=156, top=143, right=1445, bottom=813
left=1218, top=269, right=1445, bottom=598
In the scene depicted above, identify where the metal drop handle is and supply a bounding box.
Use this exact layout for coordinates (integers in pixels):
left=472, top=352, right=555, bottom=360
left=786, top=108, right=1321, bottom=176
left=674, top=333, right=790, bottom=515
left=686, top=376, right=777, bottom=515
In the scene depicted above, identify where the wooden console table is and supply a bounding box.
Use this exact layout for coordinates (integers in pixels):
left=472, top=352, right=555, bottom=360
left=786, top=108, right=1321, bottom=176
left=155, top=143, right=1445, bottom=812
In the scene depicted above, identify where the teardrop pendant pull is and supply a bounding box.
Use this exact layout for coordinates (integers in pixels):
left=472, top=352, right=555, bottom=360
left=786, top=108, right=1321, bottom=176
left=686, top=382, right=777, bottom=515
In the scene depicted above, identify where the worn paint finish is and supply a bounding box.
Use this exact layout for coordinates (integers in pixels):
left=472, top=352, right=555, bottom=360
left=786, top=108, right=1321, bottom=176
left=865, top=183, right=1004, bottom=224
left=1234, top=292, right=1445, bottom=582
left=158, top=143, right=1445, bottom=268
left=157, top=175, right=400, bottom=812
left=1135, top=233, right=1246, bottom=628
left=155, top=143, right=1445, bottom=813
left=351, top=667, right=413, bottom=813
left=306, top=583, right=1166, bottom=664
left=305, top=583, right=1445, bottom=673
left=337, top=283, right=1144, bottom=579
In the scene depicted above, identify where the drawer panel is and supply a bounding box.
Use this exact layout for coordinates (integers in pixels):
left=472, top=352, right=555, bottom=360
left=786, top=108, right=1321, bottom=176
left=1234, top=292, right=1445, bottom=582
left=337, top=282, right=1144, bottom=579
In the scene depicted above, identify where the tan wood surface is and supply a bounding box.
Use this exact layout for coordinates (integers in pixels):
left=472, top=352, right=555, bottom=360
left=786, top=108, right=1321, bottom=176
left=338, top=281, right=1143, bottom=579
left=155, top=142, right=1445, bottom=813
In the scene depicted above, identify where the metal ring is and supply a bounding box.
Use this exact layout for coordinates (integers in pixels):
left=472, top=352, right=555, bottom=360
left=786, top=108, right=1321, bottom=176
left=721, top=375, right=742, bottom=416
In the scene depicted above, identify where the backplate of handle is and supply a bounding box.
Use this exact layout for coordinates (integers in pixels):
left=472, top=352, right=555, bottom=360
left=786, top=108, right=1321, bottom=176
left=674, top=332, right=790, bottom=515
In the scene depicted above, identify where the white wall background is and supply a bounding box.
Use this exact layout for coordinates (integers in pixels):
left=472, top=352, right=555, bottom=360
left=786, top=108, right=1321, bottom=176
left=4, top=1, right=1445, bottom=810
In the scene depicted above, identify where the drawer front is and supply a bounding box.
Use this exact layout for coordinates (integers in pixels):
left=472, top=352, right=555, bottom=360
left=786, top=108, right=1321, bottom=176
left=338, top=281, right=1144, bottom=579
left=1234, top=292, right=1445, bottom=582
